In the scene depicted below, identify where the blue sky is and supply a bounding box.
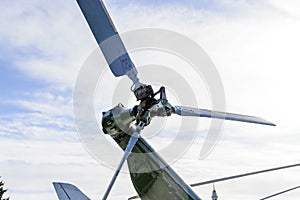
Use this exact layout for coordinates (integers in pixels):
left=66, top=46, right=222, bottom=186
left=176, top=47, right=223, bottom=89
left=1, top=0, right=300, bottom=199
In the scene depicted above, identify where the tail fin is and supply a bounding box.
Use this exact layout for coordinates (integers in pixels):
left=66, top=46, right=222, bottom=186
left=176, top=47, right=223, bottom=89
left=53, top=182, right=90, bottom=200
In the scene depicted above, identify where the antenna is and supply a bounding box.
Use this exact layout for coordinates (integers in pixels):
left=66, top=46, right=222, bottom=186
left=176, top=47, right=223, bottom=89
left=212, top=184, right=218, bottom=200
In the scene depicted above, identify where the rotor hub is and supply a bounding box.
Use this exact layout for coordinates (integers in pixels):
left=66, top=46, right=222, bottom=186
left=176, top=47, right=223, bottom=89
left=133, top=85, right=154, bottom=101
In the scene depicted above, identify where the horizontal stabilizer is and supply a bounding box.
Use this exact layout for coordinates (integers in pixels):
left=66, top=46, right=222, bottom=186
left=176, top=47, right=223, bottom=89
left=53, top=182, right=90, bottom=200
left=174, top=106, right=275, bottom=126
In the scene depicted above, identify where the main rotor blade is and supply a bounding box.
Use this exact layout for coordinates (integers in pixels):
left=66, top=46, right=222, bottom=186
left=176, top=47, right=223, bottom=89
left=102, top=131, right=139, bottom=200
left=174, top=106, right=275, bottom=126
left=190, top=163, right=300, bottom=187
left=260, top=185, right=300, bottom=200
left=76, top=0, right=138, bottom=79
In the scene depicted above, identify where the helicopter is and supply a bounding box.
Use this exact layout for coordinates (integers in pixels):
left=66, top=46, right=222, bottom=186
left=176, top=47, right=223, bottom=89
left=52, top=0, right=291, bottom=199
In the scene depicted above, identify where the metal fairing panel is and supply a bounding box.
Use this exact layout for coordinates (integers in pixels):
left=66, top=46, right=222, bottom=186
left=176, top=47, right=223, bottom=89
left=111, top=133, right=201, bottom=200
left=53, top=182, right=90, bottom=200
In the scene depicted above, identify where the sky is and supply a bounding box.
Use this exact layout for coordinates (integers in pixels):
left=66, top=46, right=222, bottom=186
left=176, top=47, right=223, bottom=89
left=1, top=0, right=300, bottom=199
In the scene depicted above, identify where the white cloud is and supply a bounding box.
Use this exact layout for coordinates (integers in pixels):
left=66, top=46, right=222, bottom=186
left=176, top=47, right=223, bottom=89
left=267, top=0, right=300, bottom=17
left=1, top=0, right=300, bottom=199
left=0, top=0, right=96, bottom=88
